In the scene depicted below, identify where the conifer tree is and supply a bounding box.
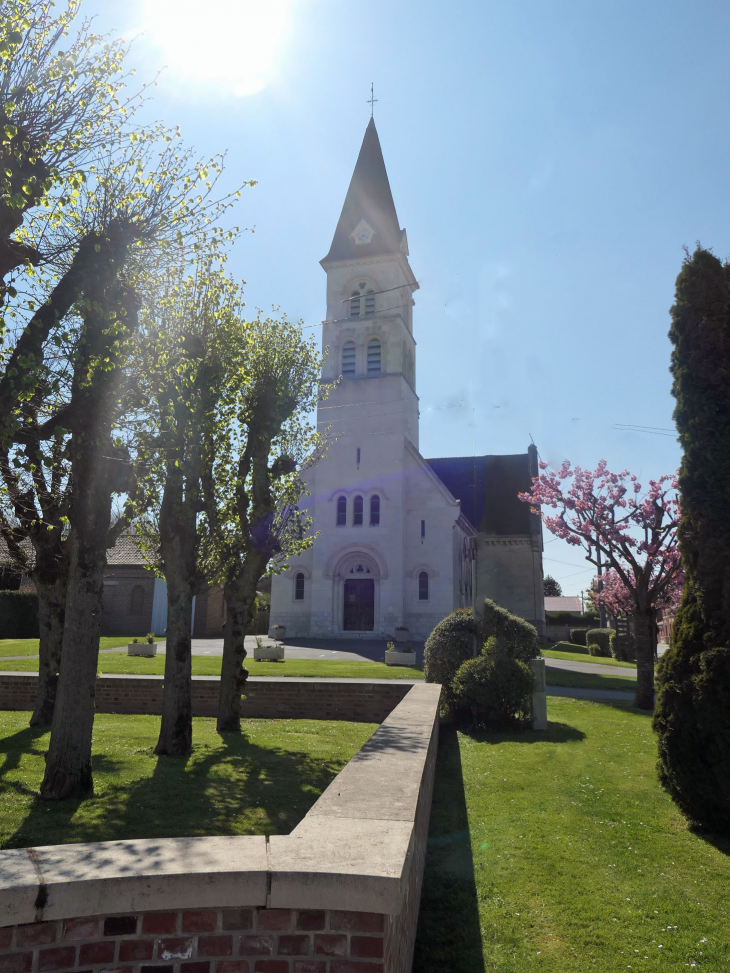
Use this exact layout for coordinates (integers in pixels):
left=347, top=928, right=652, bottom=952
left=654, top=246, right=730, bottom=832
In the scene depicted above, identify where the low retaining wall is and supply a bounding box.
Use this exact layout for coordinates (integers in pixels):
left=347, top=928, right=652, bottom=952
left=0, top=682, right=441, bottom=972
left=0, top=674, right=415, bottom=724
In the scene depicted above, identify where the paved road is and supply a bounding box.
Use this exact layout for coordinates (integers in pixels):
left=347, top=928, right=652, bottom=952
left=543, top=656, right=636, bottom=678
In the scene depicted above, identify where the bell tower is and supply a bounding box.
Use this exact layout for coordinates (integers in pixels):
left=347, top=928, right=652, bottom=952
left=318, top=118, right=420, bottom=446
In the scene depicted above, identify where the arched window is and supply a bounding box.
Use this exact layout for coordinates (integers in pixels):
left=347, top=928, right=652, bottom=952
left=353, top=495, right=364, bottom=526
left=418, top=571, right=429, bottom=601
left=370, top=494, right=380, bottom=526
left=367, top=339, right=381, bottom=375
left=294, top=573, right=305, bottom=600
left=130, top=584, right=145, bottom=615
left=342, top=341, right=356, bottom=376
left=364, top=290, right=375, bottom=316
left=336, top=495, right=347, bottom=526
left=349, top=291, right=361, bottom=318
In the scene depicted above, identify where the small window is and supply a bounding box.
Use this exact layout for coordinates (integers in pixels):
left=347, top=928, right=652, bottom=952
left=336, top=495, right=347, bottom=526
left=421, top=519, right=426, bottom=540
left=342, top=341, right=356, bottom=377
left=364, top=290, right=375, bottom=316
left=356, top=447, right=361, bottom=466
left=370, top=494, right=380, bottom=526
left=353, top=495, right=364, bottom=526
left=130, top=584, right=145, bottom=616
left=294, top=573, right=305, bottom=600
left=367, top=339, right=381, bottom=375
left=418, top=571, right=429, bottom=601
left=349, top=291, right=361, bottom=318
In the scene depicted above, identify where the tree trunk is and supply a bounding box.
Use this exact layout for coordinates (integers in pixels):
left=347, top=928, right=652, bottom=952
left=217, top=558, right=263, bottom=732
left=633, top=609, right=657, bottom=710
left=154, top=517, right=195, bottom=755
left=30, top=573, right=67, bottom=727
left=40, top=522, right=107, bottom=799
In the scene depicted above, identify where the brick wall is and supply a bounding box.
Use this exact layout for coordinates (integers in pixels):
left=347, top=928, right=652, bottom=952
left=0, top=906, right=387, bottom=973
left=101, top=567, right=155, bottom=637
left=0, top=675, right=414, bottom=724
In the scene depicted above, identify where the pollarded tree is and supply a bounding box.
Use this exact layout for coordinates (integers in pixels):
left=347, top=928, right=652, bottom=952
left=134, top=259, right=247, bottom=757
left=200, top=316, right=324, bottom=733
left=520, top=462, right=681, bottom=709
left=654, top=246, right=730, bottom=832
left=543, top=574, right=562, bottom=597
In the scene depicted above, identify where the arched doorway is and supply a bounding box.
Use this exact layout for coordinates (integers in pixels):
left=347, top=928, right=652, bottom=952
left=330, top=551, right=383, bottom=634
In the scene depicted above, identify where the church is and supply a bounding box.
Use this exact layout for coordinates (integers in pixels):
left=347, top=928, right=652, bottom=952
left=269, top=119, right=545, bottom=641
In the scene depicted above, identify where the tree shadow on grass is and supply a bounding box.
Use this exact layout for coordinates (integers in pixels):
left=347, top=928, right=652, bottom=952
left=464, top=720, right=586, bottom=746
left=412, top=727, right=486, bottom=973
left=5, top=728, right=356, bottom=850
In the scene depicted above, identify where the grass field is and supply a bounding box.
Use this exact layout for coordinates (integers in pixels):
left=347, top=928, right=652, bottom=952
left=0, top=653, right=424, bottom=679
left=545, top=669, right=637, bottom=693
left=542, top=642, right=638, bottom=669
left=413, top=697, right=730, bottom=973
left=0, top=637, right=132, bottom=659
left=0, top=712, right=375, bottom=850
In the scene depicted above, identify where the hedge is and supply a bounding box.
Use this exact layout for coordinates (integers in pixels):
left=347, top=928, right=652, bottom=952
left=570, top=628, right=588, bottom=646
left=586, top=628, right=614, bottom=658
left=546, top=611, right=599, bottom=627
left=0, top=590, right=39, bottom=638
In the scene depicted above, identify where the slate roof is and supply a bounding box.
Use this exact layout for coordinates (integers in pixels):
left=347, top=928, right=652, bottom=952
left=544, top=596, right=582, bottom=612
left=106, top=532, right=151, bottom=566
left=322, top=118, right=406, bottom=264
left=426, top=452, right=536, bottom=536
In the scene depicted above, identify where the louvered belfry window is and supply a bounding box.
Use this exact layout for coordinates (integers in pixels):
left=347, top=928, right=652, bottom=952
left=349, top=291, right=361, bottom=317
left=364, top=291, right=375, bottom=316
left=367, top=339, right=381, bottom=375
left=342, top=341, right=356, bottom=377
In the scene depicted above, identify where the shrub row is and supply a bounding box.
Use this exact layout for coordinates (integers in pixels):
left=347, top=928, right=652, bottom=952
left=0, top=590, right=39, bottom=638
left=586, top=628, right=614, bottom=657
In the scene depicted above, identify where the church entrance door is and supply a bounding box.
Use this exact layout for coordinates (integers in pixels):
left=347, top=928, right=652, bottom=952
left=343, top=579, right=375, bottom=631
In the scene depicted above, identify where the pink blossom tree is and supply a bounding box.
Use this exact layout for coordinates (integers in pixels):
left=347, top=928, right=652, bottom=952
left=519, top=460, right=682, bottom=709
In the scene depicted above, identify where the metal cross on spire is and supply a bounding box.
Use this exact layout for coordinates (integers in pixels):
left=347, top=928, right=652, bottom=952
left=367, top=82, right=378, bottom=118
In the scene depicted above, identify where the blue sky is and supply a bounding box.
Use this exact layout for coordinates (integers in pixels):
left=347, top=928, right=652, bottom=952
left=82, top=0, right=730, bottom=595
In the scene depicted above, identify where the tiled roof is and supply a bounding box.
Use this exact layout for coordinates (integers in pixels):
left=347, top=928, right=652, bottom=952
left=544, top=596, right=583, bottom=612
left=106, top=532, right=151, bottom=565
left=426, top=451, right=537, bottom=536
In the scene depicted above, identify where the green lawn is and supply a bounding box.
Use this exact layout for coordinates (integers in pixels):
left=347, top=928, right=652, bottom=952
left=542, top=642, right=638, bottom=669
left=414, top=698, right=730, bottom=972
left=545, top=669, right=637, bottom=693
left=0, top=636, right=133, bottom=659
left=0, top=712, right=375, bottom=849
left=0, top=653, right=424, bottom=679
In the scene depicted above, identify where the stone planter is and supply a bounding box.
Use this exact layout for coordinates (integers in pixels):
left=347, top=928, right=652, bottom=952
left=128, top=642, right=157, bottom=657
left=385, top=650, right=417, bottom=667
left=394, top=628, right=410, bottom=643
left=254, top=642, right=285, bottom=662
left=269, top=626, right=286, bottom=640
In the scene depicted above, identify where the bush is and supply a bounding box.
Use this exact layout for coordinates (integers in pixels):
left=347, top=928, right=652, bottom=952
left=482, top=599, right=540, bottom=663
left=586, top=628, right=614, bottom=657
left=654, top=644, right=730, bottom=831
left=423, top=608, right=481, bottom=709
left=0, top=590, right=39, bottom=638
left=546, top=611, right=599, bottom=627
left=570, top=628, right=588, bottom=646
left=451, top=637, right=534, bottom=728
left=611, top=632, right=636, bottom=662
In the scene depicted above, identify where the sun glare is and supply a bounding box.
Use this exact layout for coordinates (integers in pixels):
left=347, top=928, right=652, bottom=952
left=143, top=0, right=291, bottom=96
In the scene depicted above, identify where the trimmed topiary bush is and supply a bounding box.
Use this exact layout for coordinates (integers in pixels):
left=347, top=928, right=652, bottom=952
left=654, top=246, right=730, bottom=831
left=611, top=632, right=636, bottom=662
left=482, top=599, right=540, bottom=663
left=451, top=637, right=534, bottom=728
left=423, top=608, right=481, bottom=709
left=570, top=628, right=588, bottom=647
left=0, top=590, right=39, bottom=638
left=586, top=628, right=613, bottom=657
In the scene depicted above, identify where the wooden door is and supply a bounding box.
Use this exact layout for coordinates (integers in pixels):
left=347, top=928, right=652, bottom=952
left=343, top=579, right=375, bottom=631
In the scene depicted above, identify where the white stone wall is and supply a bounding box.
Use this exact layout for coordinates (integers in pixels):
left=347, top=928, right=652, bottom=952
left=476, top=535, right=545, bottom=635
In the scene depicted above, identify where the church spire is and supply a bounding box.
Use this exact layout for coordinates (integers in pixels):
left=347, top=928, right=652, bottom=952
left=321, top=118, right=406, bottom=265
